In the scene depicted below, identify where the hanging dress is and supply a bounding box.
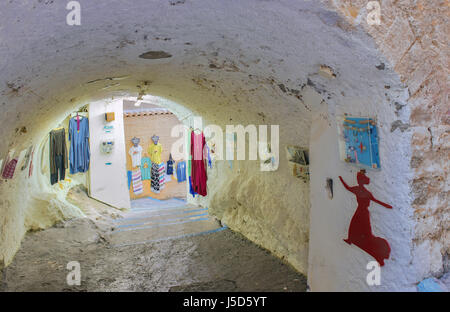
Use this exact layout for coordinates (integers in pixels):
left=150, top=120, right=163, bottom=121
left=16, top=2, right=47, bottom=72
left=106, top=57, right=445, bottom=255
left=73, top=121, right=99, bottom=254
left=129, top=145, right=143, bottom=168
left=69, top=117, right=90, bottom=174
left=190, top=131, right=207, bottom=196
left=131, top=169, right=144, bottom=195
left=149, top=142, right=164, bottom=193
left=167, top=155, right=174, bottom=175
left=49, top=128, right=67, bottom=184
left=176, top=161, right=186, bottom=182
left=151, top=162, right=166, bottom=193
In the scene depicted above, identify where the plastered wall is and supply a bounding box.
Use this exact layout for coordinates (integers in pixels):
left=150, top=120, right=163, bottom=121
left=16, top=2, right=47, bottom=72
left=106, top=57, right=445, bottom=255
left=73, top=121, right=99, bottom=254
left=308, top=105, right=415, bottom=291
left=324, top=0, right=449, bottom=286
left=0, top=1, right=445, bottom=291
left=89, top=99, right=130, bottom=209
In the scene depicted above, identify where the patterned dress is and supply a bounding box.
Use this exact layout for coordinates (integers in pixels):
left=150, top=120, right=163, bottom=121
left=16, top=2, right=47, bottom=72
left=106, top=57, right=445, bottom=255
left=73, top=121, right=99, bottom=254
left=149, top=142, right=165, bottom=193
left=151, top=162, right=165, bottom=193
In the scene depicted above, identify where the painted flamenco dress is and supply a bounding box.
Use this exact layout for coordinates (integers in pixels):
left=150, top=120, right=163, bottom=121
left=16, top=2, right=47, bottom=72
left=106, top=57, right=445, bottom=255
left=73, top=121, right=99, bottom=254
left=339, top=170, right=392, bottom=266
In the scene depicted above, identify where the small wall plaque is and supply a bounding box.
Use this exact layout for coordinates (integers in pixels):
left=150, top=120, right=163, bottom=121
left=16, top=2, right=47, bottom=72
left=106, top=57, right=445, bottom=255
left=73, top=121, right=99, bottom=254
left=105, top=112, right=115, bottom=122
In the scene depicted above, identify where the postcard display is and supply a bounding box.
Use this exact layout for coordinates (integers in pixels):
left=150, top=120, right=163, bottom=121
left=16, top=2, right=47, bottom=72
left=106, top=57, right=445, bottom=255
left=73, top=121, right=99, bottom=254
left=338, top=116, right=381, bottom=170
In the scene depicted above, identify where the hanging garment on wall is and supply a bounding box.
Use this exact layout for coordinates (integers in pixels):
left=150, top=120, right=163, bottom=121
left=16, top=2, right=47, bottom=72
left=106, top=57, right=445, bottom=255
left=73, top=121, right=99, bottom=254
left=131, top=169, right=143, bottom=195
left=127, top=170, right=132, bottom=190
left=159, top=162, right=166, bottom=190
left=167, top=157, right=174, bottom=175
left=176, top=161, right=187, bottom=182
left=148, top=142, right=162, bottom=164
left=141, top=157, right=151, bottom=180
left=2, top=158, right=18, bottom=179
left=69, top=117, right=90, bottom=174
left=150, top=163, right=159, bottom=193
left=191, top=131, right=207, bottom=196
left=49, top=128, right=68, bottom=185
left=151, top=162, right=164, bottom=194
left=129, top=145, right=143, bottom=168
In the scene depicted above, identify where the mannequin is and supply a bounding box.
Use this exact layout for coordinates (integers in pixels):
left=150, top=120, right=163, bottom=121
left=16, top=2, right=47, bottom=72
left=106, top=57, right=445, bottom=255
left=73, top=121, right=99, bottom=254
left=166, top=153, right=174, bottom=179
left=131, top=137, right=140, bottom=147
left=129, top=137, right=143, bottom=168
left=149, top=134, right=165, bottom=193
left=148, top=135, right=162, bottom=164
left=151, top=134, right=159, bottom=145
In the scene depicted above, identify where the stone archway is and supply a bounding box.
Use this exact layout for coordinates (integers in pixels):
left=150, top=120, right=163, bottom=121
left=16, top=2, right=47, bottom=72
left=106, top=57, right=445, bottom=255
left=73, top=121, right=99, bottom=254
left=0, top=0, right=447, bottom=291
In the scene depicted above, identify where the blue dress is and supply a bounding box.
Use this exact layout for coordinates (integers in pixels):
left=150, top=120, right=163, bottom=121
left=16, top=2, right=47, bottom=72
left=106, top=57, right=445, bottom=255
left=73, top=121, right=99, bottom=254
left=166, top=159, right=174, bottom=175
left=176, top=161, right=186, bottom=182
left=69, top=117, right=90, bottom=174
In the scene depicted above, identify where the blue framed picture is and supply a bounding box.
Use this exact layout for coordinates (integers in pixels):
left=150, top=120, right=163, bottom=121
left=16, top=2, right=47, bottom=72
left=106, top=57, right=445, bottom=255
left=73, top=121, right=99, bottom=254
left=338, top=116, right=380, bottom=170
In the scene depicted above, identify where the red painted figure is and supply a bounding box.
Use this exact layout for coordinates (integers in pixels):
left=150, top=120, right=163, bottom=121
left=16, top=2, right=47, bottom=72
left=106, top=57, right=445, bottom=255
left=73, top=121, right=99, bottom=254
left=339, top=170, right=392, bottom=266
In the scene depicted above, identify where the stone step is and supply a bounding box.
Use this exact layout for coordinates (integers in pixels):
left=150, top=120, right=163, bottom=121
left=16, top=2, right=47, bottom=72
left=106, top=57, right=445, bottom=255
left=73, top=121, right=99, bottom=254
left=108, top=216, right=222, bottom=247
left=114, top=206, right=208, bottom=224
left=114, top=210, right=210, bottom=229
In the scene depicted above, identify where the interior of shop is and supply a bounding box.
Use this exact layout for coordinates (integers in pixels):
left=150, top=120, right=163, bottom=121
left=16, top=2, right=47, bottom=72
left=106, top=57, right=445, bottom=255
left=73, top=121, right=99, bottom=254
left=123, top=99, right=187, bottom=203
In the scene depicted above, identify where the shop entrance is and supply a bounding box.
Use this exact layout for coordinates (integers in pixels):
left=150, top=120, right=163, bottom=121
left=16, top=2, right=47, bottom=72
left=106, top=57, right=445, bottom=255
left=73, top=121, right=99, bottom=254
left=102, top=97, right=222, bottom=247
left=123, top=99, right=187, bottom=203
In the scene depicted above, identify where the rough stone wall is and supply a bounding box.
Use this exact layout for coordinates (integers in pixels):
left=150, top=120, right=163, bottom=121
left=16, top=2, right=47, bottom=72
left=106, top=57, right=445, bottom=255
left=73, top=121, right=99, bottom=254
left=326, top=0, right=449, bottom=279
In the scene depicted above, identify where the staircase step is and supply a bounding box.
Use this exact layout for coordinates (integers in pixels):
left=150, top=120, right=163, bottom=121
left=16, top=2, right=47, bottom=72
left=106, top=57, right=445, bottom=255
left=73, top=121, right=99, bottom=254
left=108, top=217, right=222, bottom=246
left=114, top=207, right=208, bottom=224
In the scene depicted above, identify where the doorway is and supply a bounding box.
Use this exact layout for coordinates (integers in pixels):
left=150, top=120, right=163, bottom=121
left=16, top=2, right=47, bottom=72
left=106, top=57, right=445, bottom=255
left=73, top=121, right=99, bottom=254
left=123, top=99, right=187, bottom=207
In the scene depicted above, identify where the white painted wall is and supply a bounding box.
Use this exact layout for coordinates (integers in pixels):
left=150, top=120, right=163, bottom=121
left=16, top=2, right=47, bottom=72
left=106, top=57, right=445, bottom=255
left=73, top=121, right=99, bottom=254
left=308, top=103, right=416, bottom=291
left=89, top=99, right=130, bottom=209
left=0, top=0, right=428, bottom=287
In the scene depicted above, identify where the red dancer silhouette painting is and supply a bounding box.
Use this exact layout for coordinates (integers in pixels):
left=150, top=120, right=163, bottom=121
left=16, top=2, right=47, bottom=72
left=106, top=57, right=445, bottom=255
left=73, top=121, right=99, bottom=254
left=339, top=170, right=392, bottom=266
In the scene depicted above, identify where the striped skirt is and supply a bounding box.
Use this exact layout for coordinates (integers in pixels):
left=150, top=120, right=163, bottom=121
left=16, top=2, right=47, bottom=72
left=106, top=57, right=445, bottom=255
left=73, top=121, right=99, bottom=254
left=131, top=169, right=143, bottom=195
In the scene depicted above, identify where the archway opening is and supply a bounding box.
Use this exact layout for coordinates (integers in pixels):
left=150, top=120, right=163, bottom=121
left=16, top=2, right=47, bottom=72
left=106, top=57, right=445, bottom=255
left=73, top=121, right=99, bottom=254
left=1, top=0, right=439, bottom=292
